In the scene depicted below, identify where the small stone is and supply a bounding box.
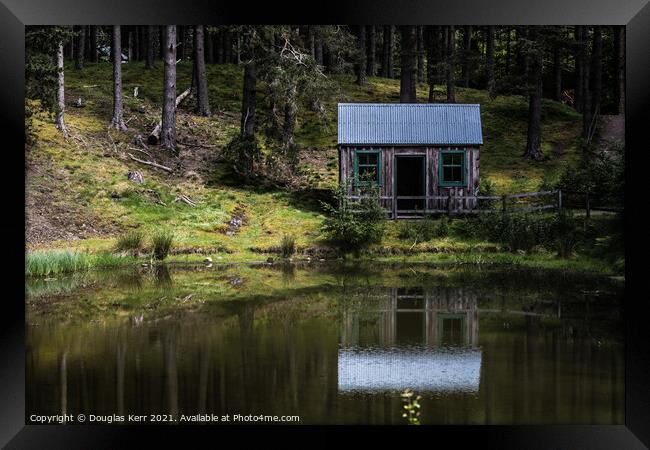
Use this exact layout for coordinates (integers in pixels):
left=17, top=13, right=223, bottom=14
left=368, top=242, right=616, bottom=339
left=204, top=256, right=213, bottom=263
left=128, top=170, right=145, bottom=184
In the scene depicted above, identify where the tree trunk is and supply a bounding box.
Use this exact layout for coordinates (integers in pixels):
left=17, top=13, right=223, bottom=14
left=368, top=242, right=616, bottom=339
left=241, top=62, right=256, bottom=139
left=400, top=26, right=417, bottom=102
left=161, top=25, right=177, bottom=150
left=55, top=42, right=68, bottom=136
left=382, top=25, right=394, bottom=78
left=574, top=26, right=584, bottom=112
left=355, top=25, right=367, bottom=86
left=139, top=26, right=147, bottom=61
left=89, top=26, right=98, bottom=62
left=159, top=26, right=165, bottom=59
left=553, top=43, right=562, bottom=101
left=590, top=26, right=602, bottom=118
left=524, top=46, right=543, bottom=160
left=581, top=27, right=591, bottom=138
left=134, top=26, right=141, bottom=61
left=110, top=26, right=128, bottom=131
left=505, top=27, right=512, bottom=74
left=315, top=32, right=324, bottom=66
left=145, top=25, right=155, bottom=69
left=417, top=26, right=425, bottom=83
left=129, top=26, right=136, bottom=62
left=177, top=26, right=185, bottom=60
left=462, top=26, right=472, bottom=87
left=446, top=25, right=456, bottom=103
left=216, top=28, right=224, bottom=64
left=615, top=26, right=625, bottom=114
left=486, top=25, right=496, bottom=93
left=426, top=26, right=436, bottom=102
left=283, top=83, right=298, bottom=151
left=193, top=25, right=211, bottom=116
left=223, top=29, right=232, bottom=63
left=367, top=25, right=376, bottom=77
left=205, top=27, right=214, bottom=64
left=75, top=25, right=85, bottom=69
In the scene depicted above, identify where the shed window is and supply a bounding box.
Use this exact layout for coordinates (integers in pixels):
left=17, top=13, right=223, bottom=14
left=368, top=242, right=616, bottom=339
left=354, top=149, right=382, bottom=186
left=439, top=149, right=466, bottom=187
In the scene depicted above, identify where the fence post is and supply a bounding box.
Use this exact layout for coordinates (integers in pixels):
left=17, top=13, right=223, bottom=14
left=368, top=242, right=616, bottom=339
left=501, top=195, right=507, bottom=214
left=557, top=189, right=562, bottom=210
left=585, top=191, right=590, bottom=219
left=447, top=191, right=453, bottom=217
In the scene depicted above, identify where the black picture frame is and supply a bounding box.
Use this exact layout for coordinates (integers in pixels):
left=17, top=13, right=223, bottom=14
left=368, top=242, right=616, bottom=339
left=2, top=0, right=648, bottom=447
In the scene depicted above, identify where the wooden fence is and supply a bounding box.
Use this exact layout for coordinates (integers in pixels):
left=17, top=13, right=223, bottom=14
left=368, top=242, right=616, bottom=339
left=348, top=190, right=563, bottom=219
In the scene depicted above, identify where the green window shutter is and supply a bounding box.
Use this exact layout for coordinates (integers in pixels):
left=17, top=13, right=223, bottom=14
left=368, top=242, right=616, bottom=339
left=438, top=148, right=467, bottom=187
left=354, top=148, right=382, bottom=187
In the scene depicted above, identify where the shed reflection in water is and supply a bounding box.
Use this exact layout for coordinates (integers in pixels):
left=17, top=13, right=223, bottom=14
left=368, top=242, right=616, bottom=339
left=26, top=266, right=624, bottom=424
left=339, top=287, right=482, bottom=393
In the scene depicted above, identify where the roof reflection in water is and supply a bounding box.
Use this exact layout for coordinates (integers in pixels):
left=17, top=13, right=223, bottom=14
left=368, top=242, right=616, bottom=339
left=338, top=286, right=482, bottom=393
left=338, top=347, right=481, bottom=393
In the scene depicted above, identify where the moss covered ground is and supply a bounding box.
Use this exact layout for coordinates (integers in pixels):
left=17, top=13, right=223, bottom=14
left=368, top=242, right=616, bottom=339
left=26, top=61, right=619, bottom=274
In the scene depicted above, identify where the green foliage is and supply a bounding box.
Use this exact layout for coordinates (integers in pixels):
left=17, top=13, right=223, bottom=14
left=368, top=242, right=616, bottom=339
left=478, top=177, right=498, bottom=209
left=554, top=144, right=624, bottom=199
left=457, top=210, right=586, bottom=256
left=152, top=231, right=174, bottom=260
left=114, top=230, right=144, bottom=256
left=224, top=135, right=260, bottom=177
left=26, top=250, right=91, bottom=277
left=401, top=389, right=422, bottom=425
left=398, top=216, right=449, bottom=244
left=280, top=234, right=296, bottom=258
left=321, top=181, right=385, bottom=253
left=458, top=212, right=553, bottom=253
left=551, top=208, right=579, bottom=257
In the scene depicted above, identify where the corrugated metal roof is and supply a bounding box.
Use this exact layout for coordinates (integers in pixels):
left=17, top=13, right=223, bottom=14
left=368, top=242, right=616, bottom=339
left=338, top=103, right=483, bottom=145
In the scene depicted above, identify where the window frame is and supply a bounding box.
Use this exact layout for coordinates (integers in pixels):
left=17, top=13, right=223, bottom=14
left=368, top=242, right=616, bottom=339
left=353, top=148, right=382, bottom=187
left=438, top=148, right=467, bottom=187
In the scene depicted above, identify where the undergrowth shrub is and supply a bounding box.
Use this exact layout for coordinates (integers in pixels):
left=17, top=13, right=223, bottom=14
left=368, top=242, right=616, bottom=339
left=280, top=234, right=296, bottom=258
left=321, top=180, right=385, bottom=254
left=152, top=231, right=174, bottom=260
left=114, top=230, right=144, bottom=256
left=551, top=208, right=580, bottom=257
left=398, top=216, right=449, bottom=243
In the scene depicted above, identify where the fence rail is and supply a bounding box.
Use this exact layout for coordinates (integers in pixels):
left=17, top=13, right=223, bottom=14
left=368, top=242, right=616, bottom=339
left=348, top=190, right=563, bottom=218
left=347, top=188, right=622, bottom=219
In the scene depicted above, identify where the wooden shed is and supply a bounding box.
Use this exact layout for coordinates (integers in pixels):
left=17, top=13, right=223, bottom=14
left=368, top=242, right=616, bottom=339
left=338, top=103, right=483, bottom=218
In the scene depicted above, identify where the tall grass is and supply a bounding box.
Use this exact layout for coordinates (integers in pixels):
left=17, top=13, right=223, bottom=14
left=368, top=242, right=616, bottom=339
left=114, top=230, right=144, bottom=256
left=280, top=234, right=296, bottom=258
left=26, top=250, right=135, bottom=277
left=26, top=250, right=91, bottom=277
left=152, top=231, right=174, bottom=260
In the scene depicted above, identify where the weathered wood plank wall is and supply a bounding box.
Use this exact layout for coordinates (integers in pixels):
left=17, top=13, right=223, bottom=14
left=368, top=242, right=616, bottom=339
left=339, top=145, right=481, bottom=214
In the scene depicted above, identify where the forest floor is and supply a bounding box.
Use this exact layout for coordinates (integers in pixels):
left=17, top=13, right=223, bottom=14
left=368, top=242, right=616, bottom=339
left=25, top=62, right=622, bottom=274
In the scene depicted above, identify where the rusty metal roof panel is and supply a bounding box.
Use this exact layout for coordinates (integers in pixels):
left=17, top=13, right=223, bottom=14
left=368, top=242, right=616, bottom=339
left=338, top=103, right=483, bottom=145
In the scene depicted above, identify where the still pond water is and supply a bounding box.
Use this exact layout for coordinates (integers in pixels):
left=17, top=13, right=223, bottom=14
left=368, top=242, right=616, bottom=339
left=26, top=263, right=624, bottom=425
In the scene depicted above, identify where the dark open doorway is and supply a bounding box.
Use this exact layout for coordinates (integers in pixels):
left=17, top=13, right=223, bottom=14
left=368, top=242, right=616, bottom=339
left=395, top=155, right=425, bottom=214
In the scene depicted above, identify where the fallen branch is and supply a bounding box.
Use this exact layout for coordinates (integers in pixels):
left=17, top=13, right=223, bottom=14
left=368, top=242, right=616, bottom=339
left=174, top=194, right=197, bottom=207
left=148, top=87, right=192, bottom=145
left=129, top=147, right=153, bottom=158
left=127, top=153, right=173, bottom=172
